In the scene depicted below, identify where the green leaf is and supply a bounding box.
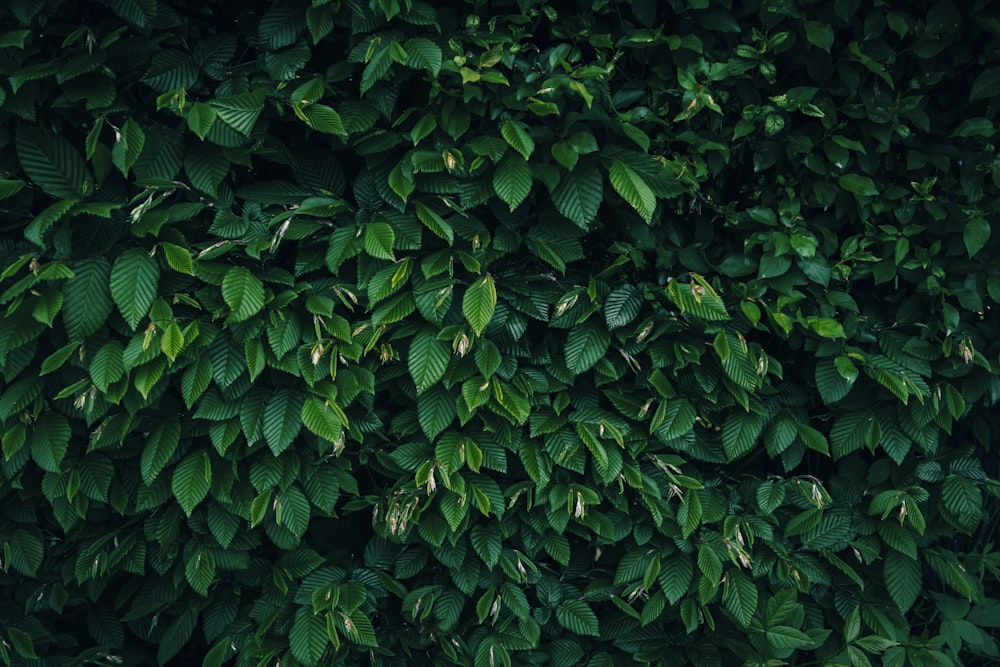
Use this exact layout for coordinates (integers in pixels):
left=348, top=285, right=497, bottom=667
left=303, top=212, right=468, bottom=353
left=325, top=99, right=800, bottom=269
left=31, top=413, right=71, bottom=472
left=161, top=321, right=185, bottom=362
left=301, top=103, right=347, bottom=136
left=462, top=274, right=497, bottom=336
left=0, top=178, right=26, bottom=200
left=185, top=546, right=216, bottom=596
left=172, top=450, right=212, bottom=516
left=111, top=118, right=145, bottom=175
left=364, top=222, right=396, bottom=260
left=222, top=266, right=265, bottom=322
left=186, top=103, right=218, bottom=140
left=552, top=162, right=603, bottom=227
left=756, top=481, right=786, bottom=513
left=556, top=600, right=600, bottom=636
left=493, top=152, right=532, bottom=211
left=301, top=396, right=343, bottom=445
left=766, top=626, right=814, bottom=650
left=501, top=120, right=535, bottom=160
left=290, top=606, right=328, bottom=664
left=6, top=627, right=37, bottom=660
left=564, top=321, right=611, bottom=375
left=276, top=485, right=311, bottom=539
left=884, top=550, right=921, bottom=613
left=804, top=20, right=834, bottom=51
left=259, top=2, right=307, bottom=50
left=418, top=385, right=456, bottom=440
left=263, top=389, right=303, bottom=456
left=609, top=160, right=656, bottom=223
left=409, top=327, right=451, bottom=393
left=405, top=37, right=442, bottom=76
left=722, top=412, right=765, bottom=461
left=723, top=571, right=757, bottom=628
left=658, top=552, right=693, bottom=605
left=970, top=66, right=1000, bottom=100
left=7, top=528, right=44, bottom=577
left=211, top=89, right=266, bottom=136
left=90, top=341, right=125, bottom=392
left=141, top=418, right=181, bottom=484
left=839, top=173, right=879, bottom=196
left=604, top=284, right=642, bottom=329
left=16, top=126, right=93, bottom=198
left=110, top=248, right=160, bottom=330
left=963, top=217, right=990, bottom=257
left=951, top=117, right=995, bottom=138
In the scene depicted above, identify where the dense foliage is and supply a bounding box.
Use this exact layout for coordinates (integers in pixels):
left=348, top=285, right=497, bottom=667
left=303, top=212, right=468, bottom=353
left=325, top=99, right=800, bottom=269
left=2, top=0, right=999, bottom=665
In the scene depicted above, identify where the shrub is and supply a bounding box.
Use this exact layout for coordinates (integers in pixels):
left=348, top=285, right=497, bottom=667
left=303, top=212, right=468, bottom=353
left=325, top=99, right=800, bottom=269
left=1, top=1, right=998, bottom=665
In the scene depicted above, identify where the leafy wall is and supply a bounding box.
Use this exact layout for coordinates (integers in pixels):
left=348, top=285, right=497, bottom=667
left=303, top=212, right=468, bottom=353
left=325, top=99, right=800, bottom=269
left=1, top=0, right=999, bottom=665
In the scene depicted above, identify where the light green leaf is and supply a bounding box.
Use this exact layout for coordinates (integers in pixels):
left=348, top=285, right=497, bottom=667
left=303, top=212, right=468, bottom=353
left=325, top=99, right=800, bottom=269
left=301, top=396, right=343, bottom=444
left=501, top=120, right=535, bottom=160
left=609, top=160, right=656, bottom=223
left=462, top=274, right=497, bottom=336
left=564, top=321, right=611, bottom=375
left=222, top=266, right=265, bottom=322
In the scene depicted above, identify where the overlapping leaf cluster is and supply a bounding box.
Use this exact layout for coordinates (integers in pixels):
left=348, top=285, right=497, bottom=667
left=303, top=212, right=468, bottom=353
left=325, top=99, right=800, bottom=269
left=1, top=0, right=999, bottom=665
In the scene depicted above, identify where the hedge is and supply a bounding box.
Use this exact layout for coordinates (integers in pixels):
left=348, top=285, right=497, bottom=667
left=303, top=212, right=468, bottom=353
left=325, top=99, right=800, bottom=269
left=1, top=0, right=999, bottom=665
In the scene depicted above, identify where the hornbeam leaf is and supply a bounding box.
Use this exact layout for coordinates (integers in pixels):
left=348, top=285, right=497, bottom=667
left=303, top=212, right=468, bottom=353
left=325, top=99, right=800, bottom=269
left=30, top=413, right=70, bottom=472
left=16, top=127, right=93, bottom=198
left=211, top=89, right=267, bottom=136
left=604, top=284, right=642, bottom=329
left=302, top=103, right=347, bottom=136
left=556, top=600, right=600, bottom=636
left=409, top=327, right=451, bottom=393
left=290, top=606, right=328, bottom=664
left=141, top=418, right=181, bottom=484
left=493, top=152, right=532, bottom=211
left=884, top=550, right=921, bottom=613
left=405, top=37, right=442, bottom=76
left=722, top=412, right=765, bottom=461
left=172, top=451, right=212, bottom=516
left=462, top=274, right=497, bottom=336
left=564, top=321, right=611, bottom=375
left=64, top=257, right=113, bottom=339
left=609, top=160, right=656, bottom=222
left=552, top=161, right=602, bottom=227
left=418, top=385, right=456, bottom=440
left=110, top=248, right=160, bottom=330
left=301, top=396, right=343, bottom=444
left=723, top=571, right=757, bottom=628
left=501, top=120, right=535, bottom=159
left=222, top=266, right=265, bottom=322
left=263, top=389, right=303, bottom=456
